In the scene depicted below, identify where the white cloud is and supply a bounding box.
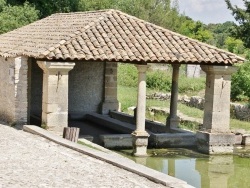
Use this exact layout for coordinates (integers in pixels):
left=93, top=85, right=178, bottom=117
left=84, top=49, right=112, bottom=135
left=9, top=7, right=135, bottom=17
left=178, top=0, right=245, bottom=24
left=186, top=0, right=225, bottom=12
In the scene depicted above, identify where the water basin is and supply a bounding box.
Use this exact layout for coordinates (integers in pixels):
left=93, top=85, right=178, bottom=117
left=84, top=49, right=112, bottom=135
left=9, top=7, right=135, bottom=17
left=117, top=146, right=250, bottom=188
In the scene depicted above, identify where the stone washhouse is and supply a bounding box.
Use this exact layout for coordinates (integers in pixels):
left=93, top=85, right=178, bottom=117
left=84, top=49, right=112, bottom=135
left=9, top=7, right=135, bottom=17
left=0, top=9, right=244, bottom=156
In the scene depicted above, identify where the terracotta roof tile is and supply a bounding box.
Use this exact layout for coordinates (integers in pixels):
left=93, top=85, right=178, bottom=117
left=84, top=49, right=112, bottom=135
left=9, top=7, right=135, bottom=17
left=0, top=9, right=244, bottom=64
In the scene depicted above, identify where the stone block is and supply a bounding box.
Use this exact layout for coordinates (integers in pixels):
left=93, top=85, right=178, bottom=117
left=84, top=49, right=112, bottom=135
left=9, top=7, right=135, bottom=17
left=100, top=134, right=132, bottom=149
left=105, top=87, right=117, bottom=97
left=196, top=131, right=235, bottom=154
left=105, top=81, right=117, bottom=87
left=242, top=134, right=250, bottom=145
left=234, top=134, right=243, bottom=145
left=46, top=112, right=68, bottom=128
left=132, top=134, right=149, bottom=157
left=151, top=133, right=196, bottom=148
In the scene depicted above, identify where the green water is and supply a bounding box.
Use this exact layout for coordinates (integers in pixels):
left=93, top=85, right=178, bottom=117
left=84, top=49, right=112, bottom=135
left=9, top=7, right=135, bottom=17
left=117, top=147, right=250, bottom=188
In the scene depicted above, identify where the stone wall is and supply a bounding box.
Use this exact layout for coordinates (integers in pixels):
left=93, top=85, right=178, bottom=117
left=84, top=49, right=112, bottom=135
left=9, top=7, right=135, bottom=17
left=0, top=57, right=15, bottom=123
left=101, top=62, right=119, bottom=114
left=14, top=57, right=28, bottom=124
left=231, top=103, right=250, bottom=121
left=0, top=56, right=28, bottom=124
left=147, top=92, right=250, bottom=122
left=68, top=61, right=104, bottom=119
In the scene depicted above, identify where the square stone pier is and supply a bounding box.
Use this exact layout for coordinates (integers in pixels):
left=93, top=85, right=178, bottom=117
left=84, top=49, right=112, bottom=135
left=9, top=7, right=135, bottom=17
left=196, top=65, right=237, bottom=154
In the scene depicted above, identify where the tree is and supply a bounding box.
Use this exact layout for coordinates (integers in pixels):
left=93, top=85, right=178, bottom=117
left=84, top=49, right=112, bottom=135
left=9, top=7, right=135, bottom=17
left=78, top=0, right=183, bottom=32
left=225, top=0, right=250, bottom=48
left=0, top=1, right=39, bottom=34
left=78, top=0, right=115, bottom=11
left=231, top=62, right=250, bottom=101
left=225, top=36, right=245, bottom=54
left=179, top=19, right=213, bottom=43
left=207, top=21, right=235, bottom=48
left=7, top=0, right=79, bottom=18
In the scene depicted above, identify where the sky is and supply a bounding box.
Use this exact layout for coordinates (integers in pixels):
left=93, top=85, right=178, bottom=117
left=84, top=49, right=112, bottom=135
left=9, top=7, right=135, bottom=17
left=178, top=0, right=245, bottom=24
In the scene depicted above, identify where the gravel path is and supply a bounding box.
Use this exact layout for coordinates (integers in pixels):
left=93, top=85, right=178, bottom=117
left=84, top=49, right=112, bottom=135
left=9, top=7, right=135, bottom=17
left=0, top=124, right=166, bottom=188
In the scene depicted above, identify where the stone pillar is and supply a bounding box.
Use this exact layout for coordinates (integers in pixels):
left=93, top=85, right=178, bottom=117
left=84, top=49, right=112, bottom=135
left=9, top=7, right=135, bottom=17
left=101, top=62, right=119, bottom=114
left=37, top=61, right=75, bottom=132
left=196, top=65, right=237, bottom=154
left=167, top=64, right=181, bottom=129
left=14, top=57, right=29, bottom=125
left=132, top=65, right=149, bottom=157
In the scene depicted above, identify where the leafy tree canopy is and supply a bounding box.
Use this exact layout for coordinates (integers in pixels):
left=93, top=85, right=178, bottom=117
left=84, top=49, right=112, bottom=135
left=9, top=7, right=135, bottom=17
left=7, top=0, right=79, bottom=18
left=0, top=1, right=39, bottom=34
left=231, top=62, right=250, bottom=101
left=78, top=0, right=183, bottom=31
left=225, top=0, right=250, bottom=48
left=179, top=19, right=213, bottom=43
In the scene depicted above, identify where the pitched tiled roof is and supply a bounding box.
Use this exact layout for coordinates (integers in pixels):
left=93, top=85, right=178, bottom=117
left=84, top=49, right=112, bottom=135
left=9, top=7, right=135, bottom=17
left=0, top=9, right=244, bottom=65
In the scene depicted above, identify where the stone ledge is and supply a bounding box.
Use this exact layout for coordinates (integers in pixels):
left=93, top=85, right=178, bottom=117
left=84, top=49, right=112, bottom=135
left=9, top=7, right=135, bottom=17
left=100, top=134, right=132, bottom=149
left=23, top=125, right=193, bottom=188
left=150, top=133, right=196, bottom=148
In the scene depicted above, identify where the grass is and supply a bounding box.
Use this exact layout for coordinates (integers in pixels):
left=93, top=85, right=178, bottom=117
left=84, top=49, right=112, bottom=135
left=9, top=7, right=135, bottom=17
left=118, top=85, right=250, bottom=132
left=230, top=119, right=250, bottom=131
left=118, top=86, right=137, bottom=112
left=177, top=104, right=203, bottom=119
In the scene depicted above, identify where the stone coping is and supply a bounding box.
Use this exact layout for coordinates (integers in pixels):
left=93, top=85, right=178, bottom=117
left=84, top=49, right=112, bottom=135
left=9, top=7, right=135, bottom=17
left=23, top=125, right=193, bottom=188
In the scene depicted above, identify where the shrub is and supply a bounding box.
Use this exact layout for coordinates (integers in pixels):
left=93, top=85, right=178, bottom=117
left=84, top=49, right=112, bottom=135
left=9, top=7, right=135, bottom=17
left=118, top=63, right=205, bottom=94
left=146, top=70, right=172, bottom=92
left=118, top=63, right=137, bottom=87
left=179, top=76, right=205, bottom=93
left=231, top=62, right=250, bottom=102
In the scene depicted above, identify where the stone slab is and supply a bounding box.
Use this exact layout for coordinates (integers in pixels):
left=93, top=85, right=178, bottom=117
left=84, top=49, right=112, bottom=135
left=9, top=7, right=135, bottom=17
left=100, top=134, right=132, bottom=149
left=150, top=133, right=196, bottom=148
left=23, top=125, right=193, bottom=188
left=242, top=134, right=250, bottom=145
left=196, top=131, right=235, bottom=154
left=234, top=134, right=243, bottom=145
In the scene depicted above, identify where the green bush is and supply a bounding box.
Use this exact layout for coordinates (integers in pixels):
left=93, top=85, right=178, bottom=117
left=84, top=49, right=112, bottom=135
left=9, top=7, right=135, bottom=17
left=146, top=70, right=172, bottom=91
left=231, top=62, right=250, bottom=101
left=179, top=76, right=205, bottom=93
left=118, top=63, right=205, bottom=94
left=117, top=63, right=137, bottom=87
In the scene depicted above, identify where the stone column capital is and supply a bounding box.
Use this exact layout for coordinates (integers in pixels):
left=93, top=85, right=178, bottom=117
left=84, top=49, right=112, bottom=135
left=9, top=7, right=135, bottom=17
left=37, top=61, right=75, bottom=73
left=201, top=65, right=238, bottom=75
left=135, top=64, right=148, bottom=73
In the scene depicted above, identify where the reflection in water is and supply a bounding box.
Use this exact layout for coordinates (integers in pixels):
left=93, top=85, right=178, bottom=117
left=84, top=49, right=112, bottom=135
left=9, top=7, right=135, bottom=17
left=117, top=147, right=250, bottom=188
left=196, top=156, right=234, bottom=188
